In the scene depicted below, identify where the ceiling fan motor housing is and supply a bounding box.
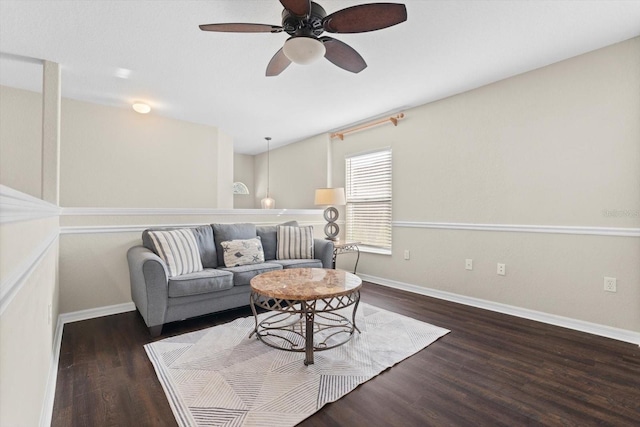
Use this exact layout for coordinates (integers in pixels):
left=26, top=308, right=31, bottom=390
left=282, top=2, right=326, bottom=37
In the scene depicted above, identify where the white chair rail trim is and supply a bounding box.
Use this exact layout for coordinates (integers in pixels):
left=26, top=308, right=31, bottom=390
left=0, top=230, right=59, bottom=315
left=61, top=207, right=323, bottom=216
left=359, top=273, right=640, bottom=346
left=393, top=221, right=640, bottom=238
left=0, top=184, right=60, bottom=224
left=60, top=221, right=325, bottom=235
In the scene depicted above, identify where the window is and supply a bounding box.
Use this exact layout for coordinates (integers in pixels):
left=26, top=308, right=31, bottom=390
left=345, top=149, right=392, bottom=254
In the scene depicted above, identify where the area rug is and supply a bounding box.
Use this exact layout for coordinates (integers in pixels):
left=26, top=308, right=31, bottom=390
left=145, top=303, right=449, bottom=427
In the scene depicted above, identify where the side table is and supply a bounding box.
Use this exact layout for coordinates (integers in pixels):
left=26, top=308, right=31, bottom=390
left=332, top=241, right=361, bottom=274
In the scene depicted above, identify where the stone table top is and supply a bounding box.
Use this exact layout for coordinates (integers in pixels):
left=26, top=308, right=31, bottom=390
left=250, top=268, right=362, bottom=300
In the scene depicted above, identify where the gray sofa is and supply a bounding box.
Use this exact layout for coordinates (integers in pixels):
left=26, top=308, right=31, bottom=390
left=127, top=222, right=334, bottom=336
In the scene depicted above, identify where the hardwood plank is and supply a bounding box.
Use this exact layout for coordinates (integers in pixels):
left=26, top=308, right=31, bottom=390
left=52, top=282, right=640, bottom=426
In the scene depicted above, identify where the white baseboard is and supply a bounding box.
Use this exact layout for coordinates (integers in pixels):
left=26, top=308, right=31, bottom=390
left=358, top=273, right=640, bottom=346
left=39, top=318, right=64, bottom=427
left=58, top=302, right=136, bottom=325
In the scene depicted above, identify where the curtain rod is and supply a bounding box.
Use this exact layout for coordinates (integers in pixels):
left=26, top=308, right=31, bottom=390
left=330, top=113, right=405, bottom=140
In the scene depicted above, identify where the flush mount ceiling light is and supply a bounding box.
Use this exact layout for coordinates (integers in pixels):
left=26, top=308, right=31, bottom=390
left=132, top=102, right=151, bottom=114
left=283, top=36, right=325, bottom=64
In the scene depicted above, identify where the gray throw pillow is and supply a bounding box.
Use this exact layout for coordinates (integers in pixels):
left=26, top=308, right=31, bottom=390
left=212, top=223, right=257, bottom=266
left=257, top=220, right=299, bottom=261
left=191, top=225, right=217, bottom=268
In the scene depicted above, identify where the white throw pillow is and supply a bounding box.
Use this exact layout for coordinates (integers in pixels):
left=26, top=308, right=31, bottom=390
left=276, top=225, right=314, bottom=260
left=147, top=229, right=203, bottom=277
left=221, top=237, right=265, bottom=267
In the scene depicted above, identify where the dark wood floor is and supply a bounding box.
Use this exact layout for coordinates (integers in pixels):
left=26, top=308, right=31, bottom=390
left=52, top=282, right=640, bottom=426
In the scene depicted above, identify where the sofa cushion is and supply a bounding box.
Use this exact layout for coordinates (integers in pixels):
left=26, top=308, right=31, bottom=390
left=147, top=229, right=203, bottom=277
left=272, top=259, right=323, bottom=269
left=219, top=262, right=283, bottom=286
left=277, top=225, right=315, bottom=260
left=168, top=268, right=233, bottom=298
left=143, top=225, right=217, bottom=268
left=213, top=223, right=257, bottom=267
left=221, top=237, right=265, bottom=267
left=257, top=221, right=299, bottom=261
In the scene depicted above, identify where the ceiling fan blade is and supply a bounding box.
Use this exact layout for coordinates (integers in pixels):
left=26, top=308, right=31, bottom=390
left=280, top=0, right=311, bottom=18
left=199, top=23, right=283, bottom=33
left=266, top=48, right=292, bottom=76
left=321, top=37, right=367, bottom=73
left=323, top=3, right=407, bottom=34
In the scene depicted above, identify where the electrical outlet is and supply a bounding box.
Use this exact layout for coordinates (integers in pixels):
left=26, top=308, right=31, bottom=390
left=403, top=250, right=410, bottom=260
left=497, top=263, right=506, bottom=276
left=465, top=259, right=473, bottom=270
left=604, top=277, right=617, bottom=293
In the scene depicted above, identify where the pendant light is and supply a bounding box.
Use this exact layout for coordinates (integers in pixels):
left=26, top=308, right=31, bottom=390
left=261, top=137, right=275, bottom=209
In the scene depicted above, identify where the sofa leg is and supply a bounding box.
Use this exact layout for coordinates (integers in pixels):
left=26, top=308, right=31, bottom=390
left=149, top=325, right=163, bottom=337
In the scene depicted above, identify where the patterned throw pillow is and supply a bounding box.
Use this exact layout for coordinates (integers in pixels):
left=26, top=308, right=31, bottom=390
left=276, top=225, right=314, bottom=260
left=221, top=237, right=265, bottom=267
left=147, top=229, right=203, bottom=277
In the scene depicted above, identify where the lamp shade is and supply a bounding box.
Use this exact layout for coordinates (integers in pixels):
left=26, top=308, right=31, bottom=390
left=283, top=36, right=326, bottom=65
left=314, top=188, right=346, bottom=206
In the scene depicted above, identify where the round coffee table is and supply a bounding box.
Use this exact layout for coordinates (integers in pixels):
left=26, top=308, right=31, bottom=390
left=249, top=268, right=362, bottom=365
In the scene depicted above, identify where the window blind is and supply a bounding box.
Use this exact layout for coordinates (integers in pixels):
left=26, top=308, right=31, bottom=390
left=345, top=149, right=392, bottom=252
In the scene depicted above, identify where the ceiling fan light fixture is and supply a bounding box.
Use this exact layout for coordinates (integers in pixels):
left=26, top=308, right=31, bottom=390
left=283, top=36, right=326, bottom=65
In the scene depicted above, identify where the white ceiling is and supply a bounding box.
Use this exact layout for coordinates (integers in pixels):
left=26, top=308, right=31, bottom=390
left=1, top=0, right=639, bottom=154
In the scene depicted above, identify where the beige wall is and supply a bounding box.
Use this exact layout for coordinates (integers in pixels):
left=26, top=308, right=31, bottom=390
left=274, top=37, right=640, bottom=332
left=234, top=153, right=255, bottom=208
left=254, top=133, right=329, bottom=209
left=0, top=85, right=42, bottom=198
left=216, top=130, right=234, bottom=209
left=60, top=98, right=230, bottom=208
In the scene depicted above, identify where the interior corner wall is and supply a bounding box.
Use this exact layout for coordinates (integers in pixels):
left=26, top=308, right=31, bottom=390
left=275, top=37, right=640, bottom=332
left=254, top=133, right=329, bottom=209
left=0, top=85, right=42, bottom=197
left=234, top=153, right=255, bottom=208
left=60, top=98, right=221, bottom=208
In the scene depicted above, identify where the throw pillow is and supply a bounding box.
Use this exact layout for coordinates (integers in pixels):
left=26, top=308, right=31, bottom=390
left=257, top=220, right=299, bottom=261
left=212, top=223, right=257, bottom=267
left=277, top=225, right=314, bottom=260
left=221, top=237, right=265, bottom=267
left=147, top=229, right=203, bottom=277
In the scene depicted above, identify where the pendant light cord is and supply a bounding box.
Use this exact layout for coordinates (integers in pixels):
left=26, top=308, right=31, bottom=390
left=265, top=137, right=271, bottom=197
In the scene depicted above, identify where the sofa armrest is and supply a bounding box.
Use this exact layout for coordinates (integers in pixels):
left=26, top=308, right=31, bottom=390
left=314, top=239, right=334, bottom=269
left=127, top=245, right=170, bottom=329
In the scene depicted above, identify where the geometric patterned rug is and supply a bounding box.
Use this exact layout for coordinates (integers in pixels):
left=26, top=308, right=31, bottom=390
left=145, top=303, right=449, bottom=427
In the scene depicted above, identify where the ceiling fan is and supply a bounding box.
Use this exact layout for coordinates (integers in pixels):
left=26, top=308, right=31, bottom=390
left=199, top=0, right=407, bottom=76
